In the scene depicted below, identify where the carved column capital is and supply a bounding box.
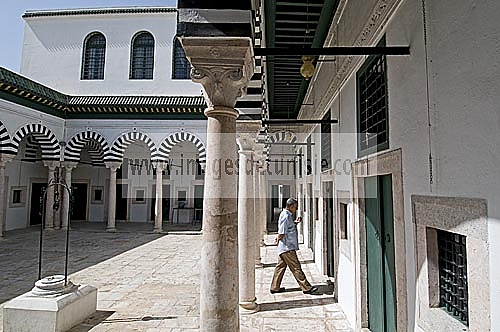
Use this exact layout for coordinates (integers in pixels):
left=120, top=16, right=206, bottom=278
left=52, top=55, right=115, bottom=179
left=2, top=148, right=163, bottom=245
left=152, top=160, right=168, bottom=171
left=0, top=153, right=14, bottom=166
left=180, top=37, right=255, bottom=110
left=236, top=121, right=261, bottom=152
left=104, top=161, right=122, bottom=172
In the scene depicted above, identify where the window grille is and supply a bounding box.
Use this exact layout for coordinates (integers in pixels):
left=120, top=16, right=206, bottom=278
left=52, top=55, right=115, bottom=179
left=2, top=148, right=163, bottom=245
left=130, top=32, right=154, bottom=79
left=437, top=229, right=469, bottom=325
left=81, top=32, right=106, bottom=80
left=357, top=40, right=389, bottom=155
left=172, top=38, right=191, bottom=79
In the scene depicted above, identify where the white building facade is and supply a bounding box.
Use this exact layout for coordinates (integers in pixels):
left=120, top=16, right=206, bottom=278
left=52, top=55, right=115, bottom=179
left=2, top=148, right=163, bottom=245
left=0, top=7, right=210, bottom=233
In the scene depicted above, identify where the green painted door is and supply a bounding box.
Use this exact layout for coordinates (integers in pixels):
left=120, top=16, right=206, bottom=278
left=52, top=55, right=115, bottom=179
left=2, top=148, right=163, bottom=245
left=364, top=175, right=396, bottom=332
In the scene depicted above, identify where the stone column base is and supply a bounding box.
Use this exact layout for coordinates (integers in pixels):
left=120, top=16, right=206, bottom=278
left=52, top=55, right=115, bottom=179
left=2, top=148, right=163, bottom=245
left=3, top=284, right=97, bottom=332
left=239, top=299, right=260, bottom=314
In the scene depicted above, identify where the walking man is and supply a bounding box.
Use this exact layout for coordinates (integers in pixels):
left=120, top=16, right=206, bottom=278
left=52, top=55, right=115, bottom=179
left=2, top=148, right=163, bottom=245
left=270, top=198, right=318, bottom=294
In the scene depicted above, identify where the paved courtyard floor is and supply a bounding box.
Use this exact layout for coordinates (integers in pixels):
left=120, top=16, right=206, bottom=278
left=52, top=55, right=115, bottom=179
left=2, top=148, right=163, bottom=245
left=0, top=222, right=352, bottom=332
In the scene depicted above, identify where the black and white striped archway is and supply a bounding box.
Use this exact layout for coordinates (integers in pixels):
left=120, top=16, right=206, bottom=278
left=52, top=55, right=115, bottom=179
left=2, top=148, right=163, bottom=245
left=12, top=123, right=60, bottom=160
left=65, top=131, right=110, bottom=166
left=0, top=121, right=15, bottom=155
left=159, top=131, right=206, bottom=164
left=106, top=131, right=159, bottom=162
left=268, top=131, right=298, bottom=144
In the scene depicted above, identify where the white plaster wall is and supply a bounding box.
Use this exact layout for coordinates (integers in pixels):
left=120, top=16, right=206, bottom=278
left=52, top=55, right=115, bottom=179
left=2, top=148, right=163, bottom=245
left=331, top=78, right=358, bottom=326
left=5, top=158, right=47, bottom=230
left=0, top=99, right=65, bottom=142
left=304, top=0, right=500, bottom=330
left=20, top=11, right=201, bottom=96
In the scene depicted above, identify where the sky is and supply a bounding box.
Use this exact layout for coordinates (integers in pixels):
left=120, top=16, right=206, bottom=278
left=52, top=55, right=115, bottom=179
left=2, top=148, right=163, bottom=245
left=0, top=0, right=177, bottom=72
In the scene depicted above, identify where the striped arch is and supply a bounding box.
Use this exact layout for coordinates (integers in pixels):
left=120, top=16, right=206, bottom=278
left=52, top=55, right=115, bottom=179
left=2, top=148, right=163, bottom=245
left=107, top=131, right=159, bottom=162
left=159, top=132, right=206, bottom=163
left=12, top=123, right=60, bottom=160
left=268, top=131, right=298, bottom=144
left=65, top=131, right=110, bottom=166
left=0, top=120, right=16, bottom=155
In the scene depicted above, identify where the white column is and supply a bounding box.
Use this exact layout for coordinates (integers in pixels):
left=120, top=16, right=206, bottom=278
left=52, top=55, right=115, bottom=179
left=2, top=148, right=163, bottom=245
left=105, top=162, right=121, bottom=232
left=259, top=161, right=268, bottom=242
left=254, top=166, right=263, bottom=267
left=236, top=139, right=258, bottom=312
left=53, top=167, right=62, bottom=229
left=181, top=37, right=254, bottom=331
left=61, top=162, right=77, bottom=229
left=0, top=154, right=14, bottom=237
left=43, top=161, right=59, bottom=230
left=153, top=161, right=167, bottom=233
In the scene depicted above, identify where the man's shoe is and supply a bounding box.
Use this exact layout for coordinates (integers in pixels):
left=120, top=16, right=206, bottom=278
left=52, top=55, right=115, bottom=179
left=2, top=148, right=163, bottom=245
left=303, top=286, right=318, bottom=294
left=270, top=287, right=286, bottom=294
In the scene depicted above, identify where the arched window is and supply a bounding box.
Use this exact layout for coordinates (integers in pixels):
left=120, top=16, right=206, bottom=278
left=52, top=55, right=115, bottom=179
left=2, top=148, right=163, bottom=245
left=172, top=38, right=191, bottom=79
left=81, top=32, right=106, bottom=80
left=130, top=31, right=155, bottom=80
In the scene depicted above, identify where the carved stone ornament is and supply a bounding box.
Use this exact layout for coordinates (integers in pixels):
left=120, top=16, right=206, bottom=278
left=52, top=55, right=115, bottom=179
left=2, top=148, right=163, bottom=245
left=179, top=37, right=255, bottom=110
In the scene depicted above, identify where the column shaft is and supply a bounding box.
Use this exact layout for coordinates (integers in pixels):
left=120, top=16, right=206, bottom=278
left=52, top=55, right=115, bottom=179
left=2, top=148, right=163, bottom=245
left=107, top=167, right=118, bottom=231
left=44, top=165, right=57, bottom=229
left=200, top=107, right=239, bottom=331
left=254, top=167, right=263, bottom=265
left=237, top=150, right=258, bottom=311
left=259, top=166, right=268, bottom=242
left=0, top=161, right=7, bottom=237
left=61, top=164, right=75, bottom=229
left=154, top=163, right=164, bottom=232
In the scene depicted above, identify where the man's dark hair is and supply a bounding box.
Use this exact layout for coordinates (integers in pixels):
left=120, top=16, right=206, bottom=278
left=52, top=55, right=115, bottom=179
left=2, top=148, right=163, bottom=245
left=286, top=198, right=298, bottom=208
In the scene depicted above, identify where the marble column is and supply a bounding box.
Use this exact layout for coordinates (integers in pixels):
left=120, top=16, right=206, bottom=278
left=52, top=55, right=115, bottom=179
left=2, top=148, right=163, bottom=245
left=153, top=161, right=167, bottom=233
left=61, top=162, right=77, bottom=229
left=181, top=37, right=254, bottom=331
left=53, top=167, right=62, bottom=229
left=0, top=154, right=14, bottom=237
left=105, top=162, right=121, bottom=232
left=236, top=135, right=258, bottom=312
left=259, top=161, right=268, bottom=242
left=43, top=161, right=59, bottom=230
left=254, top=168, right=262, bottom=268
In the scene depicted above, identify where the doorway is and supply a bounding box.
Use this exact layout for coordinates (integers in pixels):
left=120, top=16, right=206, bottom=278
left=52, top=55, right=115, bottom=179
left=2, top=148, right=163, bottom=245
left=324, top=181, right=335, bottom=278
left=364, top=175, right=396, bottom=332
left=30, top=183, right=47, bottom=225
left=71, top=183, right=88, bottom=221
left=116, top=184, right=128, bottom=220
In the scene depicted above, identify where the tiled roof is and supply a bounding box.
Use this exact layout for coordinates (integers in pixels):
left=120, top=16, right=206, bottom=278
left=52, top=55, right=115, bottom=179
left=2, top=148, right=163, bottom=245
left=23, top=7, right=176, bottom=18
left=0, top=67, right=206, bottom=118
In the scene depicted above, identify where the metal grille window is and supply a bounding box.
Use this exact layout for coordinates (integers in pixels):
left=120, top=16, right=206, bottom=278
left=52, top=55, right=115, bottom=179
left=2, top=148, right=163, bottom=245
left=357, top=41, right=389, bottom=156
left=130, top=32, right=154, bottom=79
left=81, top=32, right=106, bottom=80
left=437, top=230, right=469, bottom=326
left=321, top=110, right=332, bottom=171
left=172, top=38, right=191, bottom=79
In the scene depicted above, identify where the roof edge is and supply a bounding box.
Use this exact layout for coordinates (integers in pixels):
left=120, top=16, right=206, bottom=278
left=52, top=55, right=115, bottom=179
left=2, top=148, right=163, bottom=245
left=23, top=6, right=177, bottom=19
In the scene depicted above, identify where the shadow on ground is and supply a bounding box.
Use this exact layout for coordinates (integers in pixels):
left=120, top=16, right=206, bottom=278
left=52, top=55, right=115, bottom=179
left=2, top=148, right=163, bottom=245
left=0, top=221, right=200, bottom=304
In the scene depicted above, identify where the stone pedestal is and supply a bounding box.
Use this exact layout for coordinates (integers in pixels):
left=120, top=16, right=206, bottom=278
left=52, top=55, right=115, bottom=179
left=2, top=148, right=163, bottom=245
left=3, top=276, right=97, bottom=332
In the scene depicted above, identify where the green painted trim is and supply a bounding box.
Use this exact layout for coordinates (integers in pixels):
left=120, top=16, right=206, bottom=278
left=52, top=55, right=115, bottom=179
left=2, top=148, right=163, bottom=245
left=66, top=112, right=206, bottom=120
left=0, top=91, right=67, bottom=119
left=23, top=7, right=176, bottom=18
left=264, top=0, right=276, bottom=111
left=294, top=0, right=341, bottom=113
